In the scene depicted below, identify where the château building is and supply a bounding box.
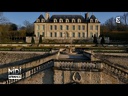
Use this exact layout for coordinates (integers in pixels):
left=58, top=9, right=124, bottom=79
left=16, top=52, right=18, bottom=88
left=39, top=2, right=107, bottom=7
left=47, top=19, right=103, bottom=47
left=34, top=12, right=100, bottom=40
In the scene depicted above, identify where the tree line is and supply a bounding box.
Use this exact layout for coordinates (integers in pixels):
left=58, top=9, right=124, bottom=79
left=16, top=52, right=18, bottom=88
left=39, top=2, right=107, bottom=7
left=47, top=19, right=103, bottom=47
left=101, top=12, right=128, bottom=32
left=100, top=12, right=128, bottom=42
left=0, top=12, right=128, bottom=43
left=0, top=12, right=34, bottom=43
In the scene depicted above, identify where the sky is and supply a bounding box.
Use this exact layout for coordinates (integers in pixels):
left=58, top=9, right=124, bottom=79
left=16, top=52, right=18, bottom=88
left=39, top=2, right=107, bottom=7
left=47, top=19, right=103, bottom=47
left=2, top=12, right=126, bottom=26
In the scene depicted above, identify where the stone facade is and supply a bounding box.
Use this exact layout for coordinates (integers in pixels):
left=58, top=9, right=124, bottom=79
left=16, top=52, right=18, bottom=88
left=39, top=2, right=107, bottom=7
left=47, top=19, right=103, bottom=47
left=34, top=12, right=100, bottom=40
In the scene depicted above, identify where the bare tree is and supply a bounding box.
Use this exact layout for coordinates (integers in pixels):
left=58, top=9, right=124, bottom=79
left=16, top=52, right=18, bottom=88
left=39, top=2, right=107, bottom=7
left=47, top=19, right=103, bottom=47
left=0, top=12, right=9, bottom=24
left=23, top=20, right=34, bottom=36
left=105, top=17, right=116, bottom=31
left=121, top=12, right=128, bottom=26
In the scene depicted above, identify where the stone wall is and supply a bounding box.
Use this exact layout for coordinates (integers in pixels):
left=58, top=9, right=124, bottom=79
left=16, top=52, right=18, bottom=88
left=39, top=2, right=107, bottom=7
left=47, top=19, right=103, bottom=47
left=26, top=37, right=32, bottom=43
left=53, top=70, right=121, bottom=84
left=0, top=52, right=58, bottom=83
left=0, top=52, right=42, bottom=65
left=16, top=68, right=53, bottom=84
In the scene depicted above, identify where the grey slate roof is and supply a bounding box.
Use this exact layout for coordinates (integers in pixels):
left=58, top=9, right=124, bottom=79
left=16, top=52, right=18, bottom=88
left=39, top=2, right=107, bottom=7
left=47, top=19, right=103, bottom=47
left=49, top=15, right=85, bottom=22
left=34, top=13, right=100, bottom=23
left=34, top=14, right=45, bottom=23
left=90, top=15, right=96, bottom=19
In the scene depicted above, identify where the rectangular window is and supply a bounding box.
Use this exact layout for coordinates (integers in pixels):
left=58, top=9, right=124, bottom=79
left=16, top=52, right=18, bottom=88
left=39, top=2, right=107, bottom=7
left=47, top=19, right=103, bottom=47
left=72, top=25, right=75, bottom=30
left=82, top=32, right=85, bottom=38
left=60, top=25, right=63, bottom=30
left=82, top=25, right=85, bottom=30
left=38, top=32, right=40, bottom=37
left=55, top=32, right=57, bottom=37
left=90, top=32, right=93, bottom=38
left=60, top=32, right=62, bottom=37
left=67, top=32, right=69, bottom=38
left=96, top=32, right=98, bottom=37
left=37, top=25, right=40, bottom=30
left=66, top=25, right=69, bottom=30
left=50, top=32, right=52, bottom=37
left=95, top=25, right=98, bottom=30
left=90, top=25, right=93, bottom=30
left=78, top=32, right=80, bottom=37
left=42, top=32, right=44, bottom=37
left=50, top=25, right=52, bottom=30
left=42, top=25, right=45, bottom=30
left=55, top=25, right=57, bottom=30
left=72, top=32, right=75, bottom=37
left=78, top=25, right=80, bottom=30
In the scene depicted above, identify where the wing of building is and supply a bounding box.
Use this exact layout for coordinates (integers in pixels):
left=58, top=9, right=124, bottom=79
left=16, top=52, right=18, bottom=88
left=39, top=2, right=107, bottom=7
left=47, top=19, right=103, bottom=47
left=34, top=12, right=100, bottom=40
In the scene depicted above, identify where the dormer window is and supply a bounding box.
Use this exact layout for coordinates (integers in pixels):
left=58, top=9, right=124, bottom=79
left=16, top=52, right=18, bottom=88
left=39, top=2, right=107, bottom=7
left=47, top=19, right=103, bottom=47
left=41, top=19, right=45, bottom=22
left=36, top=19, right=40, bottom=22
left=72, top=18, right=75, bottom=23
left=77, top=18, right=81, bottom=23
left=90, top=19, right=93, bottom=23
left=95, top=19, right=98, bottom=22
left=59, top=18, right=63, bottom=23
left=66, top=19, right=69, bottom=23
left=54, top=18, right=57, bottom=23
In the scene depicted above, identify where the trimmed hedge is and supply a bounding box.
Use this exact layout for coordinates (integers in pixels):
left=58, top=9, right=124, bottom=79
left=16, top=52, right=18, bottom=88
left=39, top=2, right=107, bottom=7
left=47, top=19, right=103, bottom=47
left=101, top=31, right=128, bottom=41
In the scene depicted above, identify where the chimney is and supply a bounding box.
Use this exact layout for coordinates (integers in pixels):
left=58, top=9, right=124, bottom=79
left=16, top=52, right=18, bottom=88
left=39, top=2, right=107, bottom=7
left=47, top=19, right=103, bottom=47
left=85, top=12, right=89, bottom=20
left=45, top=12, right=50, bottom=20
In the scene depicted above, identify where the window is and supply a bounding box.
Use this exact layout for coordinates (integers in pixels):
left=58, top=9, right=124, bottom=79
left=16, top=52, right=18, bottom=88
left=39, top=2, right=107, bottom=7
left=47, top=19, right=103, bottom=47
left=55, top=32, right=57, bottom=37
left=50, top=25, right=52, bottom=30
left=82, top=25, right=85, bottom=30
left=66, top=19, right=69, bottom=23
left=72, top=19, right=75, bottom=23
left=41, top=19, right=45, bottom=22
left=60, top=25, right=63, bottom=30
left=66, top=25, right=69, bottom=30
left=82, top=32, right=85, bottom=38
left=78, top=32, right=80, bottom=37
left=37, top=25, right=40, bottom=30
left=36, top=19, right=40, bottom=22
left=54, top=25, right=57, bottom=30
left=67, top=32, right=69, bottom=38
left=90, top=32, right=93, bottom=38
left=72, top=25, right=75, bottom=30
left=38, top=32, right=40, bottom=37
left=60, top=32, right=62, bottom=37
left=90, top=25, right=93, bottom=30
left=95, top=19, right=98, bottom=22
left=72, top=32, right=75, bottom=37
left=42, top=25, right=45, bottom=30
left=95, top=25, right=98, bottom=30
left=50, top=32, right=52, bottom=37
left=54, top=19, right=57, bottom=22
left=42, top=32, right=44, bottom=37
left=96, top=32, right=98, bottom=37
left=77, top=19, right=81, bottom=23
left=90, top=19, right=93, bottom=22
left=78, top=25, right=81, bottom=30
left=59, top=18, right=63, bottom=23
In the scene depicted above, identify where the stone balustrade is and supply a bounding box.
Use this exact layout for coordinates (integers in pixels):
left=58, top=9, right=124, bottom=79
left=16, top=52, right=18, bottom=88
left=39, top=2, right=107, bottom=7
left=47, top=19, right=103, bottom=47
left=54, top=60, right=103, bottom=71
left=103, top=61, right=128, bottom=83
left=84, top=51, right=128, bottom=84
left=4, top=60, right=54, bottom=84
left=0, top=51, right=58, bottom=83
